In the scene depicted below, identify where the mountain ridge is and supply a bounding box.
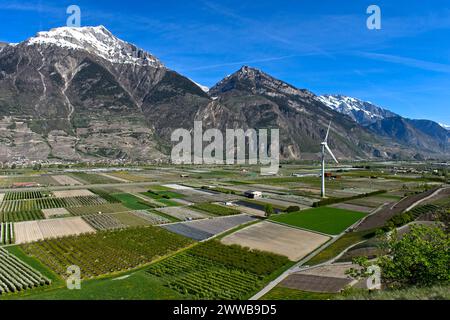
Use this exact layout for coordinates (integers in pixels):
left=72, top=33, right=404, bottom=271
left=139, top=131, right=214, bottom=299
left=0, top=26, right=448, bottom=163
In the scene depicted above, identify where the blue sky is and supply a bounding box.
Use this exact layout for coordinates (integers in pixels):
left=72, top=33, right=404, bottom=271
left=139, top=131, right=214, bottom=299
left=0, top=0, right=449, bottom=124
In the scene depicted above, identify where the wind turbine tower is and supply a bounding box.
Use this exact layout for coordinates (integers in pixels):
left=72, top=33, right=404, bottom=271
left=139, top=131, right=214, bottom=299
left=321, top=122, right=339, bottom=198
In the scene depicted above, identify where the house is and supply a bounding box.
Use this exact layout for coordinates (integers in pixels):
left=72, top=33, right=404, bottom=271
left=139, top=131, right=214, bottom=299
left=244, top=190, right=263, bottom=199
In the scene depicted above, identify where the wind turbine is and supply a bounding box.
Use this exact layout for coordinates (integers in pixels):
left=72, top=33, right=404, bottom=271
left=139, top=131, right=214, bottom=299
left=321, top=122, right=339, bottom=198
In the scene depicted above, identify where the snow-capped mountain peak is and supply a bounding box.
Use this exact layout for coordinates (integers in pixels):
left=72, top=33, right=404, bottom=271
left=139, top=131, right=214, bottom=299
left=25, top=26, right=163, bottom=67
left=317, top=94, right=397, bottom=125
left=439, top=123, right=450, bottom=130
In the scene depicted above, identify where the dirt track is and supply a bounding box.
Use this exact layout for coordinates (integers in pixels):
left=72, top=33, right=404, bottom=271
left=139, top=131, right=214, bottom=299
left=356, top=187, right=441, bottom=231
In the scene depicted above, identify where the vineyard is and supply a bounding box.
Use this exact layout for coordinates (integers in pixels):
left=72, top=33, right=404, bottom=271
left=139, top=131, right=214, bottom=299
left=0, top=248, right=51, bottom=295
left=116, top=211, right=170, bottom=226
left=67, top=203, right=130, bottom=216
left=0, top=196, right=107, bottom=213
left=83, top=214, right=127, bottom=230
left=22, top=226, right=194, bottom=279
left=147, top=241, right=290, bottom=299
left=4, top=191, right=45, bottom=201
left=0, top=222, right=14, bottom=245
left=0, top=210, right=44, bottom=223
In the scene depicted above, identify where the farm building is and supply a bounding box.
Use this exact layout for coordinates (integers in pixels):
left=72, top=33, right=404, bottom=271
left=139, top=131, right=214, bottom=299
left=244, top=190, right=262, bottom=199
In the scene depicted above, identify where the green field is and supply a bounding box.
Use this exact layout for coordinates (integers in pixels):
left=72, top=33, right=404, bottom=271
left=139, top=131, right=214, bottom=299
left=270, top=207, right=367, bottom=235
left=140, top=190, right=184, bottom=207
left=4, top=270, right=188, bottom=300
left=112, top=193, right=155, bottom=210
left=191, top=203, right=240, bottom=216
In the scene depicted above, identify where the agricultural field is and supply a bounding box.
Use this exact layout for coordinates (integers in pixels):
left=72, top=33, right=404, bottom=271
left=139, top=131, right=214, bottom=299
left=51, top=175, right=83, bottom=186
left=41, top=208, right=71, bottom=219
left=22, top=227, right=194, bottom=279
left=69, top=172, right=120, bottom=185
left=140, top=190, right=184, bottom=207
left=0, top=222, right=14, bottom=245
left=108, top=171, right=153, bottom=182
left=67, top=203, right=130, bottom=216
left=162, top=214, right=258, bottom=241
left=0, top=210, right=44, bottom=223
left=4, top=191, right=47, bottom=201
left=0, top=248, right=51, bottom=295
left=0, top=196, right=107, bottom=213
left=112, top=193, right=156, bottom=210
left=116, top=211, right=170, bottom=226
left=156, top=206, right=210, bottom=221
left=191, top=203, right=241, bottom=216
left=0, top=163, right=442, bottom=301
left=147, top=241, right=290, bottom=299
left=82, top=214, right=126, bottom=231
left=221, top=221, right=330, bottom=261
left=14, top=217, right=95, bottom=244
left=0, top=175, right=60, bottom=188
left=270, top=207, right=367, bottom=235
left=52, top=189, right=95, bottom=198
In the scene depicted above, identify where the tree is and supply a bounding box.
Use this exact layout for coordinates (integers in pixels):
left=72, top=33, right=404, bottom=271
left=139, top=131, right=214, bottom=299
left=378, top=225, right=449, bottom=288
left=264, top=204, right=274, bottom=218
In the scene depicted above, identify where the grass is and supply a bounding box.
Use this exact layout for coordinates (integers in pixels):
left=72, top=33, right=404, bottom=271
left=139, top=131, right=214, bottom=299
left=140, top=190, right=183, bottom=207
left=112, top=193, right=154, bottom=210
left=341, top=284, right=450, bottom=300
left=2, top=268, right=188, bottom=300
left=261, top=286, right=335, bottom=300
left=270, top=207, right=367, bottom=235
left=305, top=229, right=377, bottom=265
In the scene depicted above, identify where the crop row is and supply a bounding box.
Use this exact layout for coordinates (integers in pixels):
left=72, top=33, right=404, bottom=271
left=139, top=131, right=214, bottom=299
left=0, top=210, right=44, bottom=223
left=21, top=226, right=194, bottom=279
left=0, top=196, right=107, bottom=213
left=0, top=223, right=14, bottom=245
left=82, top=214, right=127, bottom=231
left=0, top=248, right=51, bottom=295
left=147, top=241, right=289, bottom=299
left=4, top=191, right=44, bottom=201
left=67, top=203, right=130, bottom=216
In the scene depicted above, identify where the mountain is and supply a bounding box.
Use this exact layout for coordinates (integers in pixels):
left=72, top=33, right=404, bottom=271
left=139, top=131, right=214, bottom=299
left=439, top=123, right=450, bottom=131
left=318, top=94, right=397, bottom=126
left=319, top=94, right=449, bottom=156
left=208, top=66, right=382, bottom=160
left=0, top=26, right=209, bottom=162
left=0, top=26, right=448, bottom=163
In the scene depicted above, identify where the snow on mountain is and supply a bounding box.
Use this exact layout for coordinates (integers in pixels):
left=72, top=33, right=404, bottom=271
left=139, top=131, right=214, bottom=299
left=25, top=26, right=163, bottom=67
left=191, top=80, right=209, bottom=92
left=317, top=94, right=397, bottom=126
left=439, top=123, right=450, bottom=130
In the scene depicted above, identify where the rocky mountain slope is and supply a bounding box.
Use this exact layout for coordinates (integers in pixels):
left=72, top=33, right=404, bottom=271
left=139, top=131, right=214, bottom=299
left=0, top=26, right=448, bottom=163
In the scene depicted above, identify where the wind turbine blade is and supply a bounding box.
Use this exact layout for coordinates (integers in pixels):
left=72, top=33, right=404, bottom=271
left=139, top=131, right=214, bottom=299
left=325, top=121, right=332, bottom=142
left=325, top=143, right=339, bottom=163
